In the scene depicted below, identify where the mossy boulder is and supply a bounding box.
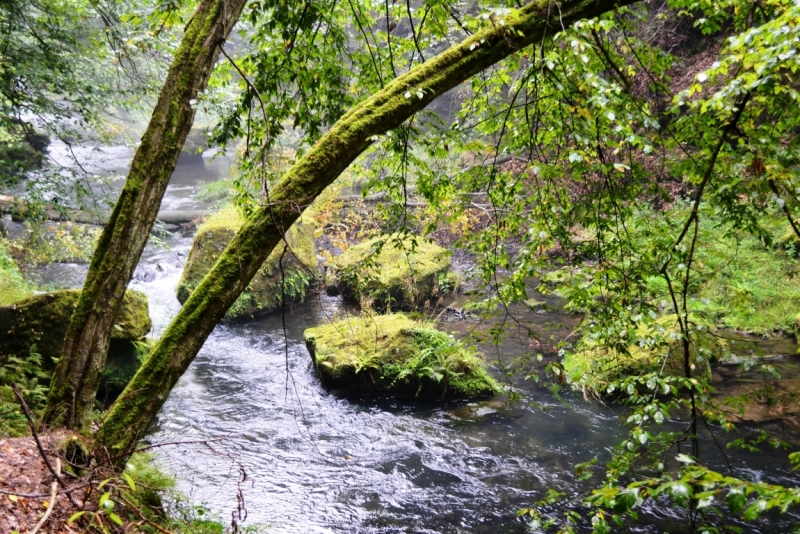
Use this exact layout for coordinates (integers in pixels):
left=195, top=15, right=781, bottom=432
left=564, top=315, right=725, bottom=395
left=0, top=289, right=152, bottom=403
left=0, top=289, right=151, bottom=370
left=304, top=313, right=498, bottom=398
left=325, top=234, right=456, bottom=312
left=177, top=205, right=316, bottom=319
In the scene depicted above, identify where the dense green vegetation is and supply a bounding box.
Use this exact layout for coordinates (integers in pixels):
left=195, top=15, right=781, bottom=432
left=2, top=0, right=800, bottom=531
left=0, top=238, right=33, bottom=306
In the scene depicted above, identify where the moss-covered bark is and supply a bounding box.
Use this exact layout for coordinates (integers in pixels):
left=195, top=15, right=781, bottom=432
left=98, top=0, right=638, bottom=461
left=42, top=0, right=248, bottom=430
left=177, top=211, right=316, bottom=319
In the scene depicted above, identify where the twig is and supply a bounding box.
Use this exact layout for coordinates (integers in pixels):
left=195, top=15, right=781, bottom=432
left=12, top=385, right=82, bottom=508
left=768, top=178, right=800, bottom=241
left=12, top=386, right=62, bottom=485
left=663, top=92, right=751, bottom=268
left=0, top=482, right=91, bottom=498
left=94, top=433, right=242, bottom=467
left=29, top=459, right=59, bottom=534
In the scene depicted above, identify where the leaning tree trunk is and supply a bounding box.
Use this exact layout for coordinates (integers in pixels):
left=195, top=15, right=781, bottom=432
left=43, top=0, right=248, bottom=430
left=98, top=0, right=636, bottom=461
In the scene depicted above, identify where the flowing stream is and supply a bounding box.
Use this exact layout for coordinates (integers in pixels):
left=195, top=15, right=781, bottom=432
left=19, top=146, right=800, bottom=532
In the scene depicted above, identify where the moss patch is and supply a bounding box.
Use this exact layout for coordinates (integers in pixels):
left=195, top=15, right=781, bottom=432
left=564, top=315, right=725, bottom=395
left=99, top=339, right=152, bottom=406
left=304, top=313, right=498, bottom=398
left=177, top=205, right=317, bottom=319
left=326, top=233, right=454, bottom=312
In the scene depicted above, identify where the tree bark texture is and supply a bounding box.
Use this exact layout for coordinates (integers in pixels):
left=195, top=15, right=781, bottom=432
left=98, top=0, right=637, bottom=460
left=43, top=0, right=248, bottom=430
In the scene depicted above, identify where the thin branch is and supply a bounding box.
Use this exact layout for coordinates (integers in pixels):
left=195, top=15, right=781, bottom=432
left=0, top=483, right=90, bottom=499
left=406, top=0, right=425, bottom=63
left=589, top=27, right=630, bottom=92
left=29, top=459, right=59, bottom=534
left=12, top=384, right=81, bottom=508
left=768, top=178, right=800, bottom=241
left=662, top=92, right=752, bottom=271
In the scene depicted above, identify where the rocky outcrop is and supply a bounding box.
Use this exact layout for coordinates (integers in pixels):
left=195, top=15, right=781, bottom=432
left=324, top=234, right=457, bottom=312
left=304, top=313, right=498, bottom=398
left=177, top=206, right=317, bottom=319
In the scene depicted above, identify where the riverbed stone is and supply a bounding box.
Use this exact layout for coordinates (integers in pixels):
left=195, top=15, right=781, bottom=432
left=176, top=206, right=316, bottom=319
left=324, top=233, right=456, bottom=312
left=304, top=313, right=498, bottom=398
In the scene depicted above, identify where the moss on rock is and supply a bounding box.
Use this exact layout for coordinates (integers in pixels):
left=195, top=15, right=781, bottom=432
left=99, top=339, right=152, bottom=405
left=304, top=313, right=498, bottom=398
left=176, top=205, right=317, bottom=319
left=0, top=289, right=152, bottom=404
left=0, top=289, right=151, bottom=370
left=325, top=233, right=454, bottom=312
left=564, top=315, right=725, bottom=395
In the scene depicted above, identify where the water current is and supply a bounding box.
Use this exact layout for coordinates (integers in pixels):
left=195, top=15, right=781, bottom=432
left=19, top=142, right=800, bottom=532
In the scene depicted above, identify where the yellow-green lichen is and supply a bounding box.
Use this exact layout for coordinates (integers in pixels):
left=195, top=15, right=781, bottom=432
left=327, top=233, right=454, bottom=312
left=304, top=313, right=498, bottom=398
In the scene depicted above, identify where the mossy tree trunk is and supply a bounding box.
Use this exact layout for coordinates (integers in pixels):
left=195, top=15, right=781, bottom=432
left=42, top=0, right=248, bottom=430
left=98, top=0, right=636, bottom=461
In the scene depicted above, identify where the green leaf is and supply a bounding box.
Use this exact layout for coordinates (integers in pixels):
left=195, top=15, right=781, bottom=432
left=124, top=472, right=136, bottom=492
left=68, top=511, right=86, bottom=524
left=108, top=512, right=124, bottom=526
left=726, top=489, right=746, bottom=514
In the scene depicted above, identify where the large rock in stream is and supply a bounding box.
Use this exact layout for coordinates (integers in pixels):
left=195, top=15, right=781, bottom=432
left=325, top=233, right=457, bottom=312
left=304, top=313, right=498, bottom=398
left=177, top=206, right=317, bottom=319
left=0, top=289, right=152, bottom=400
